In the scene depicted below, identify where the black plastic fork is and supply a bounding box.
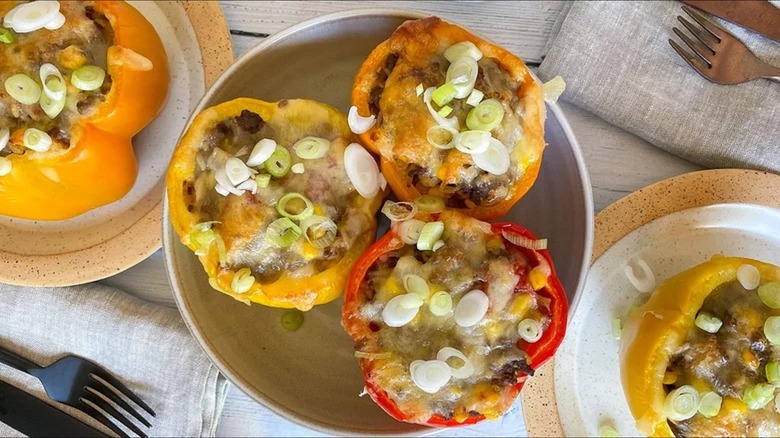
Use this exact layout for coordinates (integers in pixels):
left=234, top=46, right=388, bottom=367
left=0, top=345, right=155, bottom=438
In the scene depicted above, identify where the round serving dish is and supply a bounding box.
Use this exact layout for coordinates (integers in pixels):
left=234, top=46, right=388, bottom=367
left=163, top=9, right=593, bottom=436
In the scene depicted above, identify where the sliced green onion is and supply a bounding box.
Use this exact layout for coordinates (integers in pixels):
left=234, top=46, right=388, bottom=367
left=698, top=392, right=722, bottom=418
left=300, top=215, right=338, bottom=249
left=431, top=83, right=458, bottom=107
left=0, top=127, right=8, bottom=151
left=0, top=157, right=12, bottom=176
left=214, top=234, right=227, bottom=266
left=293, top=136, right=330, bottom=160
left=225, top=157, right=251, bottom=186
left=0, top=28, right=14, bottom=44
left=23, top=128, right=52, bottom=152
left=432, top=240, right=445, bottom=252
left=415, top=195, right=445, bottom=213
left=39, top=92, right=65, bottom=119
left=695, top=312, right=722, bottom=334
left=444, top=41, right=483, bottom=62
left=39, top=63, right=65, bottom=100
left=743, top=383, right=775, bottom=410
left=737, top=264, right=761, bottom=290
left=190, top=222, right=219, bottom=256
left=5, top=73, right=41, bottom=105
left=404, top=274, right=430, bottom=300
left=612, top=317, right=622, bottom=340
left=437, top=105, right=453, bottom=118
left=767, top=361, right=780, bottom=385
left=231, top=267, right=255, bottom=294
left=598, top=425, right=619, bottom=438
left=518, top=319, right=543, bottom=343
left=415, top=83, right=424, bottom=96
left=264, top=145, right=292, bottom=177
left=276, top=192, right=313, bottom=221
left=445, top=56, right=478, bottom=98
left=265, top=217, right=302, bottom=247
left=759, top=282, right=780, bottom=309
left=466, top=99, right=504, bottom=132
left=429, top=291, right=453, bottom=316
left=398, top=219, right=426, bottom=245
left=664, top=385, right=699, bottom=421
left=473, top=138, right=511, bottom=175
left=381, top=200, right=417, bottom=222
left=417, top=221, right=444, bottom=251
left=765, top=316, right=780, bottom=345
left=426, top=125, right=457, bottom=150
left=455, top=130, right=490, bottom=154
left=71, top=65, right=105, bottom=91
left=423, top=87, right=459, bottom=130
left=255, top=174, right=271, bottom=188
left=291, top=163, right=305, bottom=174
left=466, top=89, right=484, bottom=107
left=281, top=310, right=304, bottom=331
left=542, top=75, right=566, bottom=103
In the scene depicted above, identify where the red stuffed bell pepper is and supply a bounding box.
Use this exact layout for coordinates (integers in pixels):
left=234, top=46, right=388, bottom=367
left=342, top=208, right=567, bottom=426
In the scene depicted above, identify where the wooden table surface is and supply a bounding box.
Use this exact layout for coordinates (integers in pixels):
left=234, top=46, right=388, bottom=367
left=102, top=1, right=702, bottom=436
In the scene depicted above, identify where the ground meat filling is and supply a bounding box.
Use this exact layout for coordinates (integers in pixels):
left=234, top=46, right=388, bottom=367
left=666, top=280, right=780, bottom=437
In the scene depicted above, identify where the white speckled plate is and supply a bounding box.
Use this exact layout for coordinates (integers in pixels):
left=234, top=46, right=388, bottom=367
left=522, top=168, right=780, bottom=436
left=0, top=1, right=232, bottom=286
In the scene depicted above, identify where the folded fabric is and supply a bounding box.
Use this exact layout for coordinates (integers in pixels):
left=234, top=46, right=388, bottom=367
left=0, top=283, right=228, bottom=437
left=538, top=1, right=780, bottom=173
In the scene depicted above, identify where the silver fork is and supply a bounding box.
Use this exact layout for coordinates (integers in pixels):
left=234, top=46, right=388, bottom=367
left=669, top=5, right=780, bottom=84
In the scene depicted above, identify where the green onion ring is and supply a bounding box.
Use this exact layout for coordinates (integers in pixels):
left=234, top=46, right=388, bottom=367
left=276, top=192, right=314, bottom=221
left=265, top=217, right=302, bottom=247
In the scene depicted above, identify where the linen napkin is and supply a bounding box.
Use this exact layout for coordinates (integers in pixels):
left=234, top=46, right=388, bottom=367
left=537, top=1, right=780, bottom=173
left=0, top=283, right=228, bottom=437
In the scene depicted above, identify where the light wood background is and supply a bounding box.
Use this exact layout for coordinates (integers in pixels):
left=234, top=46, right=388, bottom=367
left=103, top=1, right=702, bottom=436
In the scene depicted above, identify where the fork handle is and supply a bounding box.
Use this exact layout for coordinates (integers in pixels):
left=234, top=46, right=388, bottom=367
left=0, top=344, right=40, bottom=374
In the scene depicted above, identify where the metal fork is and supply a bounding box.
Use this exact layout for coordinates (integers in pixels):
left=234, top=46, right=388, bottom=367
left=0, top=345, right=155, bottom=438
left=669, top=5, right=780, bottom=84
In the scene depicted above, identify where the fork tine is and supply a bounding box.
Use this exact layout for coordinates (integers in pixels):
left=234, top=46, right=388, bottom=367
left=88, top=380, right=151, bottom=427
left=91, top=370, right=156, bottom=417
left=669, top=39, right=710, bottom=77
left=673, top=27, right=712, bottom=64
left=682, top=5, right=724, bottom=41
left=83, top=391, right=148, bottom=438
left=677, top=16, right=716, bottom=51
left=78, top=399, right=130, bottom=438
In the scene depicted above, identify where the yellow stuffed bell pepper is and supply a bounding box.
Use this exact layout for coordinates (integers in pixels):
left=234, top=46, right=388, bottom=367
left=620, top=255, right=780, bottom=437
left=0, top=1, right=169, bottom=220
left=167, top=98, right=384, bottom=311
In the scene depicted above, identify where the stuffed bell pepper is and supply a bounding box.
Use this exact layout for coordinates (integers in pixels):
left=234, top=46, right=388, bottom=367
left=621, top=255, right=780, bottom=436
left=167, top=98, right=385, bottom=311
left=0, top=0, right=169, bottom=220
left=342, top=205, right=567, bottom=426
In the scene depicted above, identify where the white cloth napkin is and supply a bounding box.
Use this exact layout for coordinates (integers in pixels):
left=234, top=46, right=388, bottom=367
left=537, top=1, right=780, bottom=173
left=0, top=283, right=228, bottom=437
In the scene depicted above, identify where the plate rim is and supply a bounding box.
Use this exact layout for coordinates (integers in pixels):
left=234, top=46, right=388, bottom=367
left=0, top=0, right=234, bottom=287
left=522, top=168, right=780, bottom=436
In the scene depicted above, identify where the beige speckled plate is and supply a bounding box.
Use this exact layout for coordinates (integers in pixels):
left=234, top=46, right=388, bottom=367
left=0, top=1, right=232, bottom=286
left=522, top=168, right=780, bottom=436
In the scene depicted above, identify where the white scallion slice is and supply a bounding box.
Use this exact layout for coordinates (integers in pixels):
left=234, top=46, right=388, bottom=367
left=225, top=157, right=251, bottom=186
left=382, top=293, right=423, bottom=327
left=417, top=221, right=444, bottom=251
left=23, top=128, right=52, bottom=152
left=39, top=91, right=65, bottom=119
left=415, top=195, right=445, bottom=213
left=246, top=138, right=277, bottom=167
left=234, top=145, right=250, bottom=158
left=423, top=87, right=459, bottom=130
left=348, top=105, right=375, bottom=134
left=466, top=89, right=484, bottom=107
left=0, top=157, right=11, bottom=177
left=758, top=282, right=780, bottom=309
left=300, top=215, right=338, bottom=249
left=293, top=136, right=330, bottom=160
left=231, top=268, right=255, bottom=294
left=276, top=192, right=314, bottom=221
left=429, top=291, right=452, bottom=316
left=542, top=75, right=566, bottom=103
left=2, top=3, right=25, bottom=28
left=624, top=257, right=656, bottom=293
left=0, top=127, right=9, bottom=151
left=44, top=11, right=65, bottom=30
left=344, top=142, right=380, bottom=199
left=6, top=0, right=60, bottom=33
left=71, top=65, right=106, bottom=91
left=5, top=73, right=41, bottom=105
left=744, top=383, right=775, bottom=410
left=415, top=83, right=424, bottom=96
left=265, top=217, right=302, bottom=247
left=664, top=385, right=699, bottom=421
left=214, top=184, right=230, bottom=197
left=214, top=166, right=244, bottom=196
left=697, top=392, right=722, bottom=418
left=473, top=138, right=511, bottom=175
left=695, top=312, right=722, bottom=333
left=765, top=316, right=780, bottom=345
left=518, top=318, right=543, bottom=343
left=446, top=56, right=479, bottom=98
left=436, top=347, right=475, bottom=379
left=236, top=179, right=258, bottom=195
left=404, top=274, right=430, bottom=300
left=432, top=240, right=445, bottom=252
left=39, top=63, right=65, bottom=100
left=454, top=289, right=489, bottom=327
left=737, top=264, right=761, bottom=290
left=378, top=173, right=387, bottom=191
left=255, top=174, right=271, bottom=188
left=768, top=361, right=780, bottom=385
left=398, top=219, right=426, bottom=245
left=455, top=130, right=490, bottom=155
left=431, top=83, right=458, bottom=107
left=426, top=125, right=458, bottom=150
left=501, top=231, right=548, bottom=250
left=443, top=41, right=483, bottom=63
left=410, top=359, right=452, bottom=394
left=381, top=200, right=417, bottom=222
left=291, top=163, right=304, bottom=174
left=466, top=99, right=504, bottom=131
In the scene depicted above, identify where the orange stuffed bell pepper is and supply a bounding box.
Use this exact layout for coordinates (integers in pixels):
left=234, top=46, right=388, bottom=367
left=620, top=256, right=780, bottom=437
left=167, top=98, right=384, bottom=311
left=0, top=0, right=169, bottom=220
left=351, top=17, right=546, bottom=220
